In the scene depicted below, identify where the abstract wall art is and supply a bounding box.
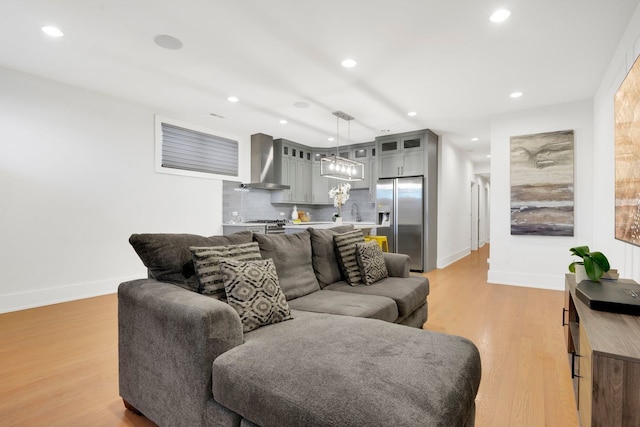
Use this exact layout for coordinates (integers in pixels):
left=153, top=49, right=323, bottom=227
left=510, top=130, right=574, bottom=236
left=614, top=55, right=640, bottom=247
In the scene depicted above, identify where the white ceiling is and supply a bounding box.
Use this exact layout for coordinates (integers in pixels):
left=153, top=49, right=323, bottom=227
left=2, top=0, right=639, bottom=163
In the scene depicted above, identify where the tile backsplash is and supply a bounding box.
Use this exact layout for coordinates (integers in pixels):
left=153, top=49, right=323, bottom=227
left=223, top=180, right=376, bottom=223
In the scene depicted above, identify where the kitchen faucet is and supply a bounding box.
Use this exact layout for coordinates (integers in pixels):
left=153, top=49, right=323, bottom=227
left=351, top=203, right=361, bottom=222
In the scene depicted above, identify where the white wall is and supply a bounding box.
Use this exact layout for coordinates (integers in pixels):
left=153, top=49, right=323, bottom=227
left=593, top=2, right=640, bottom=282
left=0, top=67, right=248, bottom=312
left=488, top=0, right=640, bottom=290
left=488, top=100, right=594, bottom=290
left=437, top=136, right=475, bottom=268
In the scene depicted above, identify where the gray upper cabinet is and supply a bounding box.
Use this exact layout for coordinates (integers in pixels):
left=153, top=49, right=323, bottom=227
left=271, top=139, right=311, bottom=204
left=311, top=150, right=333, bottom=205
left=349, top=143, right=376, bottom=190
left=378, top=133, right=425, bottom=178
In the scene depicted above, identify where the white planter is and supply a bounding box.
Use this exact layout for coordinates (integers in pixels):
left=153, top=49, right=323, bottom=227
left=334, top=217, right=343, bottom=225
left=574, top=263, right=589, bottom=283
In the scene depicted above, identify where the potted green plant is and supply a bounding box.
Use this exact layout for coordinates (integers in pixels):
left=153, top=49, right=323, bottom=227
left=568, top=245, right=611, bottom=281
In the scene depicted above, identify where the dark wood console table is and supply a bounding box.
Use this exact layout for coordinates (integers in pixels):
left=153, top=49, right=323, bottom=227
left=563, top=274, right=640, bottom=426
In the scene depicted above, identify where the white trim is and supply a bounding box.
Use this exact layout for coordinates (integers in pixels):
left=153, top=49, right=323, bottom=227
left=0, top=275, right=142, bottom=314
left=154, top=114, right=241, bottom=180
left=487, top=269, right=564, bottom=291
left=437, top=247, right=471, bottom=269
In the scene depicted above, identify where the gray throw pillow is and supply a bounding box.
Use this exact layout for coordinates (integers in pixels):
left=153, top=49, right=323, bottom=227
left=308, top=225, right=355, bottom=287
left=129, top=231, right=253, bottom=290
left=253, top=232, right=320, bottom=300
left=219, top=258, right=293, bottom=333
left=355, top=241, right=389, bottom=285
left=190, top=242, right=262, bottom=297
left=333, top=230, right=365, bottom=286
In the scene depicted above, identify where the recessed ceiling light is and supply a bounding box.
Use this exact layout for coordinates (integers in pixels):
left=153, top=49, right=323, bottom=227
left=153, top=34, right=183, bottom=50
left=471, top=137, right=479, bottom=141
left=407, top=111, right=417, bottom=117
left=328, top=137, right=335, bottom=141
left=341, top=58, right=357, bottom=68
left=227, top=96, right=239, bottom=103
left=41, top=26, right=64, bottom=38
left=490, top=9, right=511, bottom=23
left=486, top=155, right=492, bottom=158
left=510, top=91, right=523, bottom=98
left=294, top=101, right=310, bottom=108
left=279, top=119, right=288, bottom=124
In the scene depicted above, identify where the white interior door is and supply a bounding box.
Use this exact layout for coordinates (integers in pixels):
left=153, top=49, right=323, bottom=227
left=471, top=182, right=479, bottom=251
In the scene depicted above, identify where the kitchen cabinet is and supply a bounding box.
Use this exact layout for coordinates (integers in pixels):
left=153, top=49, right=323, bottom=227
left=223, top=224, right=267, bottom=235
left=350, top=143, right=375, bottom=190
left=293, top=156, right=312, bottom=203
left=378, top=133, right=425, bottom=178
left=311, top=151, right=332, bottom=204
left=271, top=139, right=312, bottom=204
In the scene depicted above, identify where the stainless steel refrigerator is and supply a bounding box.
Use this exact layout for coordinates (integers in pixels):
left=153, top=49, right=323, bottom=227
left=376, top=176, right=424, bottom=272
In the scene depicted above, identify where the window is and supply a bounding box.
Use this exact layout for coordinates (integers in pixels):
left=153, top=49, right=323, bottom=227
left=155, top=115, right=239, bottom=179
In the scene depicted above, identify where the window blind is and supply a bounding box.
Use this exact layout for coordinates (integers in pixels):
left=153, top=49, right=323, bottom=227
left=161, top=122, right=238, bottom=176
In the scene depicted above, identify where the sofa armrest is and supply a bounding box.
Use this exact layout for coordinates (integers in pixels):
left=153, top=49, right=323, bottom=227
left=382, top=252, right=410, bottom=278
left=118, top=279, right=243, bottom=426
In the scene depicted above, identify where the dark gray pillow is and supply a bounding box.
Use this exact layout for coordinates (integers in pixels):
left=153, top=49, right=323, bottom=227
left=334, top=230, right=365, bottom=286
left=253, top=231, right=320, bottom=300
left=190, top=242, right=262, bottom=296
left=129, top=231, right=253, bottom=290
left=355, top=241, right=389, bottom=285
left=220, top=258, right=292, bottom=333
left=308, top=225, right=355, bottom=287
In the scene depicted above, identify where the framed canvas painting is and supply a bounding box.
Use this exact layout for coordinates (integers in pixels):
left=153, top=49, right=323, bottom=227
left=614, top=55, right=640, bottom=247
left=510, top=130, right=574, bottom=236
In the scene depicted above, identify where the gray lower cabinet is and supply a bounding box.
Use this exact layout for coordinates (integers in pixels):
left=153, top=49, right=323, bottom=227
left=223, top=224, right=266, bottom=235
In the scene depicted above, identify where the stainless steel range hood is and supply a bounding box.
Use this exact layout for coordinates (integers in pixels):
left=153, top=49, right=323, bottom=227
left=242, top=133, right=291, bottom=190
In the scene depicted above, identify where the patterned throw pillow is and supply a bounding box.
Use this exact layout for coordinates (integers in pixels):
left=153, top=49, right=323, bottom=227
left=190, top=242, right=262, bottom=297
left=333, top=230, right=365, bottom=286
left=355, top=240, right=389, bottom=285
left=219, top=258, right=293, bottom=333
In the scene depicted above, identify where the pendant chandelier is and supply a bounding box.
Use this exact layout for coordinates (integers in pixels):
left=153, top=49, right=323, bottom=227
left=320, top=111, right=365, bottom=181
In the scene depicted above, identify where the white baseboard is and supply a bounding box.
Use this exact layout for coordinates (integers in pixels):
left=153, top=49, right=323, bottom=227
left=487, top=269, right=565, bottom=291
left=437, top=247, right=471, bottom=269
left=0, top=275, right=142, bottom=314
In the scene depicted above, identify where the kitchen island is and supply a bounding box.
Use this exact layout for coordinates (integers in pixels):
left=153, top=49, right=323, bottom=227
left=283, top=221, right=385, bottom=234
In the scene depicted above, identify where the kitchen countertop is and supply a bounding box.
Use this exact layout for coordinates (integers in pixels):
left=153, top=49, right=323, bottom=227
left=223, top=222, right=272, bottom=226
left=283, top=221, right=386, bottom=230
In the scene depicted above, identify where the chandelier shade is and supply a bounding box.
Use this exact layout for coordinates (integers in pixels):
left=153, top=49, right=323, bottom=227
left=321, top=111, right=365, bottom=181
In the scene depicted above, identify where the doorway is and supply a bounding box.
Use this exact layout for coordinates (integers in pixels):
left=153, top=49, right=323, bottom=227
left=470, top=182, right=479, bottom=251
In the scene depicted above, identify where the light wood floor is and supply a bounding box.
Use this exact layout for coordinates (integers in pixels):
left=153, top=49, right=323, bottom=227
left=0, top=245, right=578, bottom=426
left=423, top=245, right=578, bottom=427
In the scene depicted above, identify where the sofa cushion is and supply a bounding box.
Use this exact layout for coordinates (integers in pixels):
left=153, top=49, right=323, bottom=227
left=355, top=241, right=389, bottom=285
left=334, top=230, right=365, bottom=286
left=129, top=232, right=253, bottom=290
left=287, top=290, right=398, bottom=322
left=252, top=231, right=320, bottom=300
left=308, top=225, right=355, bottom=288
left=190, top=242, right=262, bottom=297
left=219, top=258, right=292, bottom=333
left=324, top=275, right=429, bottom=317
left=212, top=313, right=481, bottom=427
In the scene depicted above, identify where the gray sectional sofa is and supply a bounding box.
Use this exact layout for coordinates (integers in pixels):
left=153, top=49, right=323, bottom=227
left=119, top=225, right=481, bottom=427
